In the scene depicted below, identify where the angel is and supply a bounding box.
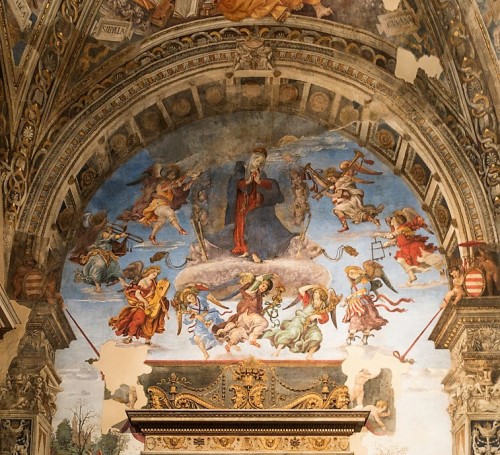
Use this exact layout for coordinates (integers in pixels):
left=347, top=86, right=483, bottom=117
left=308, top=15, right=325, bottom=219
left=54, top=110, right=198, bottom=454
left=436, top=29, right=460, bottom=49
left=171, top=284, right=229, bottom=360
left=442, top=266, right=466, bottom=307
left=212, top=273, right=275, bottom=353
left=108, top=266, right=170, bottom=345
left=305, top=151, right=384, bottom=233
left=118, top=163, right=163, bottom=223
left=342, top=261, right=411, bottom=345
left=120, top=163, right=201, bottom=244
left=264, top=284, right=341, bottom=359
left=374, top=208, right=446, bottom=284
left=70, top=211, right=131, bottom=292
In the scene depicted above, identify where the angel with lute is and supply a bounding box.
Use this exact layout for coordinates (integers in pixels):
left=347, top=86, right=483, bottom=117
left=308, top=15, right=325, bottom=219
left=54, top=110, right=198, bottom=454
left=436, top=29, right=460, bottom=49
left=264, top=285, right=342, bottom=359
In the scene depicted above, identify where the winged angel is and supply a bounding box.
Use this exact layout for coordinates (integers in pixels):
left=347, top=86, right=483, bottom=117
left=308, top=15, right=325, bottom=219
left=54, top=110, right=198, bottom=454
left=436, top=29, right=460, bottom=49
left=118, top=163, right=201, bottom=244
left=264, top=285, right=342, bottom=359
left=343, top=260, right=413, bottom=345
left=305, top=151, right=384, bottom=233
left=171, top=284, right=229, bottom=360
left=374, top=207, right=446, bottom=284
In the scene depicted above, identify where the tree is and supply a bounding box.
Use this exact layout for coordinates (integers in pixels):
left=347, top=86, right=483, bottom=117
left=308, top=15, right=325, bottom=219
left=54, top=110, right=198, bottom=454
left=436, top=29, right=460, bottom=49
left=71, top=400, right=97, bottom=455
left=97, top=431, right=127, bottom=455
left=55, top=418, right=72, bottom=449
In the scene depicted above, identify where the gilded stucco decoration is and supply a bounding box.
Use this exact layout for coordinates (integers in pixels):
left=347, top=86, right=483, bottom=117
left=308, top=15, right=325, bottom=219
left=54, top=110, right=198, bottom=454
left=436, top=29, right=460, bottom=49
left=146, top=358, right=350, bottom=410
left=0, top=1, right=499, bottom=455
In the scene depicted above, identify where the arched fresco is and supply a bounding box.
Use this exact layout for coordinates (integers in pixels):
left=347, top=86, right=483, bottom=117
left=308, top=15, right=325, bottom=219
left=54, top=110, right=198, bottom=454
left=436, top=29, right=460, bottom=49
left=1, top=1, right=499, bottom=454
left=49, top=112, right=455, bottom=454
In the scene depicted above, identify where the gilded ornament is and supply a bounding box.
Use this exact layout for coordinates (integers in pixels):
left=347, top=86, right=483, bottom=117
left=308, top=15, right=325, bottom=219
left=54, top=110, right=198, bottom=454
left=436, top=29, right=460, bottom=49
left=171, top=98, right=192, bottom=117
left=375, top=128, right=395, bottom=149
left=308, top=92, right=330, bottom=114
left=242, top=82, right=263, bottom=99
left=411, top=163, right=426, bottom=186
left=142, top=111, right=161, bottom=133
left=109, top=133, right=128, bottom=153
left=204, top=85, right=224, bottom=105
left=278, top=84, right=299, bottom=103
left=435, top=204, right=450, bottom=228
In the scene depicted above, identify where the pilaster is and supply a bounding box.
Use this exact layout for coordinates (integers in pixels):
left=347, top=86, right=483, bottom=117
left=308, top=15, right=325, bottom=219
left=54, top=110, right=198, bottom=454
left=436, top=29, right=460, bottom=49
left=429, top=297, right=500, bottom=455
left=0, top=300, right=76, bottom=454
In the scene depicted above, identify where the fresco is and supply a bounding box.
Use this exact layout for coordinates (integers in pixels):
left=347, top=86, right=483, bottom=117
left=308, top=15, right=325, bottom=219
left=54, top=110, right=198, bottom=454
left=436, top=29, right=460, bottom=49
left=4, top=0, right=48, bottom=65
left=75, top=0, right=437, bottom=81
left=475, top=0, right=500, bottom=58
left=52, top=113, right=452, bottom=454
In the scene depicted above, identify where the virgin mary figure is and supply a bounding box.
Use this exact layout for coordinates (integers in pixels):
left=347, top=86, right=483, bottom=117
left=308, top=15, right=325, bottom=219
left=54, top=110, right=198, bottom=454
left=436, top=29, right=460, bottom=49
left=206, top=147, right=296, bottom=263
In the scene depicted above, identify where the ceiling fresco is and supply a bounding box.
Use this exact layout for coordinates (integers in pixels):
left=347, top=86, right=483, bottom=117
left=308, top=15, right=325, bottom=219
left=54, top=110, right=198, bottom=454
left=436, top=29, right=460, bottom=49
left=50, top=113, right=455, bottom=455
left=70, top=0, right=438, bottom=84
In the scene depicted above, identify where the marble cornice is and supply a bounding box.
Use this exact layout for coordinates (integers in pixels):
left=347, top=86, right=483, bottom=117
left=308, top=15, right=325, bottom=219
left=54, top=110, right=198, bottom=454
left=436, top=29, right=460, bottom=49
left=0, top=283, right=21, bottom=338
left=429, top=297, right=500, bottom=350
left=127, top=408, right=370, bottom=436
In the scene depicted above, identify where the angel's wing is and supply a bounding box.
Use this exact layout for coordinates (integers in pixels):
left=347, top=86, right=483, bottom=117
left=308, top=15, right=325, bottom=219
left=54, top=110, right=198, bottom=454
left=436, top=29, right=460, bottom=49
left=399, top=207, right=434, bottom=234
left=126, top=163, right=163, bottom=186
left=171, top=292, right=185, bottom=335
left=327, top=289, right=343, bottom=329
left=363, top=260, right=398, bottom=294
left=122, top=260, right=144, bottom=283
left=304, top=163, right=335, bottom=191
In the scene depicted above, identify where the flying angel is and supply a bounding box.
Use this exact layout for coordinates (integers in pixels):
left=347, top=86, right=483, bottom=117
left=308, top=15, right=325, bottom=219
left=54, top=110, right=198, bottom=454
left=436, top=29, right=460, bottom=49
left=171, top=284, right=229, bottom=360
left=264, top=284, right=342, bottom=359
left=305, top=151, right=384, bottom=233
left=343, top=261, right=413, bottom=345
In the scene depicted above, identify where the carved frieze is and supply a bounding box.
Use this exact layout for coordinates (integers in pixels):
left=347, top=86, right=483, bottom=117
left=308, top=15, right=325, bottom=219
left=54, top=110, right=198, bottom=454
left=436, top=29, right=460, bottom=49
left=145, top=358, right=350, bottom=411
left=144, top=435, right=352, bottom=453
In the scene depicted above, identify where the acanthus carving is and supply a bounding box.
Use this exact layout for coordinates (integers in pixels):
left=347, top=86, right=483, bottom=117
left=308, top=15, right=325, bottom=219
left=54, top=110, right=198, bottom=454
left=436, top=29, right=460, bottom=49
left=472, top=421, right=500, bottom=455
left=434, top=0, right=500, bottom=211
left=1, top=0, right=81, bottom=228
left=147, top=358, right=350, bottom=411
left=466, top=326, right=500, bottom=353
left=0, top=418, right=32, bottom=455
left=0, top=369, right=60, bottom=421
left=445, top=326, right=500, bottom=427
left=144, top=435, right=351, bottom=452
left=231, top=35, right=274, bottom=72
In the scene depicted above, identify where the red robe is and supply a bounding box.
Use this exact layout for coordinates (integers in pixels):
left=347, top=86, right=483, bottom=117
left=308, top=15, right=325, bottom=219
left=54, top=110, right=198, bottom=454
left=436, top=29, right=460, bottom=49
left=232, top=177, right=272, bottom=255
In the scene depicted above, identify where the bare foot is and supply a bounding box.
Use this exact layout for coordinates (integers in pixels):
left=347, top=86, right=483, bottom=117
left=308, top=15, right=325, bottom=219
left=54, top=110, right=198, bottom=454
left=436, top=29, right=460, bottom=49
left=238, top=252, right=250, bottom=258
left=251, top=253, right=263, bottom=263
left=179, top=228, right=188, bottom=235
left=272, top=350, right=280, bottom=357
left=249, top=340, right=261, bottom=348
left=149, top=235, right=157, bottom=245
left=338, top=226, right=349, bottom=233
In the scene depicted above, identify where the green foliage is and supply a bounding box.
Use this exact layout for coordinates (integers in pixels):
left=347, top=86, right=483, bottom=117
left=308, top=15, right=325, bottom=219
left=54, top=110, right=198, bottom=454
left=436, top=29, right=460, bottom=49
left=55, top=419, right=72, bottom=449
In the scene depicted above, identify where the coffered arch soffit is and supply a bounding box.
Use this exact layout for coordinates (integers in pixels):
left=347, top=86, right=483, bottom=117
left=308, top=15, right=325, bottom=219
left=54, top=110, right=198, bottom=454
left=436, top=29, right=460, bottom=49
left=18, top=18, right=497, bottom=263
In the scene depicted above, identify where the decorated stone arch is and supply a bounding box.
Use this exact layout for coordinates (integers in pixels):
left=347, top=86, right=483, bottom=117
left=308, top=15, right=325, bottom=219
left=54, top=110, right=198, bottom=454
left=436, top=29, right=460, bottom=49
left=1, top=2, right=499, bottom=455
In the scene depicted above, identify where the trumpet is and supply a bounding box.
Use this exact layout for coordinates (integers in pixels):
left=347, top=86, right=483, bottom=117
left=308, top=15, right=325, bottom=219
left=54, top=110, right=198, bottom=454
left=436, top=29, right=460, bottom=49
left=108, top=223, right=144, bottom=243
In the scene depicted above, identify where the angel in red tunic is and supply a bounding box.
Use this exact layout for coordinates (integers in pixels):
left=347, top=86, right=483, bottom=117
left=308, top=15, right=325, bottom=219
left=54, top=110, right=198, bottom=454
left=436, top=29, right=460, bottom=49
left=374, top=208, right=445, bottom=284
left=109, top=266, right=170, bottom=344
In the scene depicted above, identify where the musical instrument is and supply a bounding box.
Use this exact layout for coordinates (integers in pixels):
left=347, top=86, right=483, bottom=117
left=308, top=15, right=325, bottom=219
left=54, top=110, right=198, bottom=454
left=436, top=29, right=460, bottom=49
left=109, top=223, right=144, bottom=243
